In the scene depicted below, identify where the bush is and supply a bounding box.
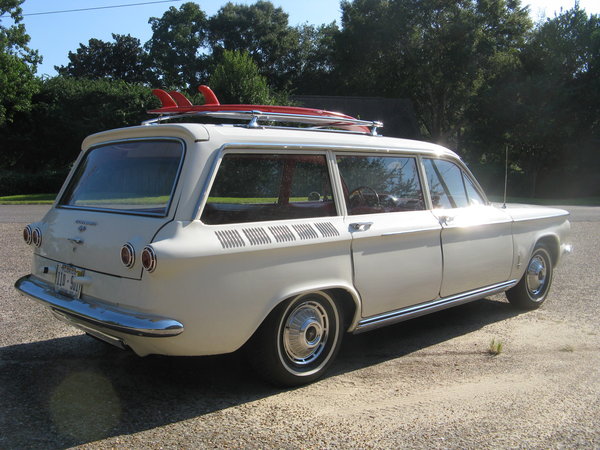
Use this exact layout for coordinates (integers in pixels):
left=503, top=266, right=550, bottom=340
left=0, top=169, right=69, bottom=196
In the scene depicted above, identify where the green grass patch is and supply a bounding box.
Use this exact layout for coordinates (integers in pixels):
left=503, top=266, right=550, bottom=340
left=208, top=197, right=310, bottom=204
left=0, top=193, right=56, bottom=205
left=74, top=195, right=170, bottom=206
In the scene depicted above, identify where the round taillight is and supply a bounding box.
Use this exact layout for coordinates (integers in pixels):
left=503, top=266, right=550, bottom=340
left=141, top=246, right=157, bottom=272
left=32, top=227, right=42, bottom=247
left=23, top=225, right=33, bottom=245
left=120, top=243, right=135, bottom=268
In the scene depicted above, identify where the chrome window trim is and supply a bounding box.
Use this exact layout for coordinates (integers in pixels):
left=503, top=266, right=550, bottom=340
left=421, top=155, right=490, bottom=206
left=334, top=152, right=427, bottom=216
left=57, top=137, right=187, bottom=218
left=195, top=145, right=339, bottom=224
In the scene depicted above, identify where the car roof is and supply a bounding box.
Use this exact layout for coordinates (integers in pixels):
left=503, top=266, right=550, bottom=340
left=83, top=122, right=458, bottom=160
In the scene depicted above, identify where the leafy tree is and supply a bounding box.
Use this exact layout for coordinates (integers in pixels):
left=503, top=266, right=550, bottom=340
left=289, top=23, right=340, bottom=94
left=2, top=77, right=158, bottom=172
left=0, top=0, right=41, bottom=126
left=55, top=34, right=148, bottom=83
left=208, top=50, right=277, bottom=104
left=207, top=1, right=300, bottom=89
left=145, top=2, right=209, bottom=90
left=335, top=0, right=532, bottom=147
left=466, top=5, right=600, bottom=197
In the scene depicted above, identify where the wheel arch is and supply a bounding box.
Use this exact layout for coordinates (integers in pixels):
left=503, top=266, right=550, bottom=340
left=248, top=282, right=362, bottom=343
left=535, top=234, right=560, bottom=266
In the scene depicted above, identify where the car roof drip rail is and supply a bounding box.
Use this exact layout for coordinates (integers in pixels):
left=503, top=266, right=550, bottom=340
left=143, top=85, right=383, bottom=136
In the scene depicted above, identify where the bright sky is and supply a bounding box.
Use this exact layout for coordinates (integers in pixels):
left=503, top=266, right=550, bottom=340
left=11, top=0, right=600, bottom=77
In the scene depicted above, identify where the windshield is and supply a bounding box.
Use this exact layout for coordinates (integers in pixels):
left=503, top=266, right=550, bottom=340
left=59, top=139, right=184, bottom=216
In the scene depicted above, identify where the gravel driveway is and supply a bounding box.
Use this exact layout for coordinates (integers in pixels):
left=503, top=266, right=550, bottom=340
left=1, top=205, right=598, bottom=449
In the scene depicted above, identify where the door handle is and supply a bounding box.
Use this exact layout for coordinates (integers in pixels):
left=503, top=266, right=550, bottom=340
left=68, top=237, right=84, bottom=245
left=439, top=215, right=454, bottom=226
left=349, top=222, right=373, bottom=232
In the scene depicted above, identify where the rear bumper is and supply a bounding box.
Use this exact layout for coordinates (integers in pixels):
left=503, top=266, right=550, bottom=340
left=15, top=275, right=184, bottom=338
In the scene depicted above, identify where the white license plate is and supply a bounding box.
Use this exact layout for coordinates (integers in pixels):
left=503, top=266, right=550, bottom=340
left=55, top=264, right=84, bottom=298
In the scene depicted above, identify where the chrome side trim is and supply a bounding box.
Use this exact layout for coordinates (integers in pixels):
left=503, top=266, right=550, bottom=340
left=15, top=275, right=184, bottom=337
left=353, top=280, right=518, bottom=334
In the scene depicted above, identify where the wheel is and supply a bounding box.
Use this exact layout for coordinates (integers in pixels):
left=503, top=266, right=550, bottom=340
left=247, top=291, right=344, bottom=386
left=349, top=185, right=380, bottom=207
left=506, top=244, right=553, bottom=310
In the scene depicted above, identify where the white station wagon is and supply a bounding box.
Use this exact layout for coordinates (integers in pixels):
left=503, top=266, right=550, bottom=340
left=16, top=86, right=571, bottom=385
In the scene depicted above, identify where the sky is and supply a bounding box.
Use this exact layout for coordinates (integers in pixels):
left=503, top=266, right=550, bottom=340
left=8, top=0, right=600, bottom=77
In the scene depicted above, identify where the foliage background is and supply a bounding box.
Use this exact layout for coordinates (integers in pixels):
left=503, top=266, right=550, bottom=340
left=0, top=0, right=598, bottom=198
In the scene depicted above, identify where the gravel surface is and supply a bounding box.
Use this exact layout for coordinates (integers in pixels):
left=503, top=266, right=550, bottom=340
left=1, top=205, right=599, bottom=449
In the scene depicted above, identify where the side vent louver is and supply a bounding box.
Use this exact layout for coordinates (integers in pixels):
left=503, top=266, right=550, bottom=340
left=215, top=230, right=245, bottom=249
left=292, top=224, right=319, bottom=240
left=269, top=225, right=296, bottom=243
left=243, top=227, right=271, bottom=246
left=314, top=222, right=339, bottom=238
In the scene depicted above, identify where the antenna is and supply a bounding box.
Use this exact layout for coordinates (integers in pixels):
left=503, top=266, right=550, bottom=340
left=502, top=145, right=509, bottom=209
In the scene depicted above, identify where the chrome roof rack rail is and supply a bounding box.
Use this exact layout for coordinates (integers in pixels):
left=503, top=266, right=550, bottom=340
left=142, top=86, right=384, bottom=136
left=142, top=110, right=383, bottom=136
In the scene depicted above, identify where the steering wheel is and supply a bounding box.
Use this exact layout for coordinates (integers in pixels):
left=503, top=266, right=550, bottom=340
left=349, top=185, right=380, bottom=208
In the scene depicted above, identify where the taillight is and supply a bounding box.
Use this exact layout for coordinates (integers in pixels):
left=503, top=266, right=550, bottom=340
left=32, top=227, right=42, bottom=247
left=23, top=225, right=33, bottom=245
left=120, top=243, right=135, bottom=268
left=141, top=246, right=157, bottom=272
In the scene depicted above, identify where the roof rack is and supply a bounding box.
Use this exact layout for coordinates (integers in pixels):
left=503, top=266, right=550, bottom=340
left=143, top=85, right=383, bottom=136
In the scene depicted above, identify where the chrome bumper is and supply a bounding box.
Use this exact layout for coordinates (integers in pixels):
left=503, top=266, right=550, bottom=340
left=15, top=275, right=184, bottom=338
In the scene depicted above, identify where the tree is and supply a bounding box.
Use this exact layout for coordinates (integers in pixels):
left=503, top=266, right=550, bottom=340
left=0, top=0, right=41, bottom=126
left=335, top=0, right=532, bottom=147
left=466, top=5, right=600, bottom=197
left=207, top=1, right=300, bottom=89
left=208, top=50, right=277, bottom=104
left=2, top=77, right=158, bottom=172
left=55, top=34, right=148, bottom=83
left=288, top=23, right=340, bottom=94
left=145, top=2, right=208, bottom=89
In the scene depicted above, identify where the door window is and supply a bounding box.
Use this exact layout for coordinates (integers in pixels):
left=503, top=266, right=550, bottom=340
left=201, top=153, right=335, bottom=224
left=337, top=155, right=425, bottom=215
left=423, top=158, right=484, bottom=208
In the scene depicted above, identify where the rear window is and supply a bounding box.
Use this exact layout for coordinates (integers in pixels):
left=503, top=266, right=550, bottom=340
left=59, top=140, right=184, bottom=216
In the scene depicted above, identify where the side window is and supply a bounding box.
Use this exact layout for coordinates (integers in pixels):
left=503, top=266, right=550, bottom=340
left=463, top=175, right=486, bottom=206
left=201, top=153, right=335, bottom=225
left=423, top=158, right=484, bottom=208
left=337, top=155, right=425, bottom=215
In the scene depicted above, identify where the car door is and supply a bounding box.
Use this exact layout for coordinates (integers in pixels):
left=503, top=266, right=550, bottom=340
left=336, top=154, right=443, bottom=317
left=422, top=158, right=514, bottom=297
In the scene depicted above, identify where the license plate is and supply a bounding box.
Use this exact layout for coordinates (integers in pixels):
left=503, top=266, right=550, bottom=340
left=55, top=264, right=84, bottom=298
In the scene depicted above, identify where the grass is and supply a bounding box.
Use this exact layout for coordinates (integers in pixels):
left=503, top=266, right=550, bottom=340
left=208, top=196, right=309, bottom=204
left=488, top=339, right=504, bottom=356
left=0, top=194, right=56, bottom=205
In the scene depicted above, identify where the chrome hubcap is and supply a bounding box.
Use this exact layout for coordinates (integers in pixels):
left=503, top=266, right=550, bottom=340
left=526, top=255, right=547, bottom=296
left=283, top=301, right=328, bottom=365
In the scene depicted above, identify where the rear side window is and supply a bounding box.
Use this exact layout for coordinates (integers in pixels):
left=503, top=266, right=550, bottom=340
left=337, top=155, right=425, bottom=215
left=423, top=158, right=485, bottom=208
left=59, top=140, right=184, bottom=216
left=201, top=154, right=335, bottom=225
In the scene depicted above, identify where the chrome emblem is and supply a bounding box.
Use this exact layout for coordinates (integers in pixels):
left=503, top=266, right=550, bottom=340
left=78, top=225, right=87, bottom=232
